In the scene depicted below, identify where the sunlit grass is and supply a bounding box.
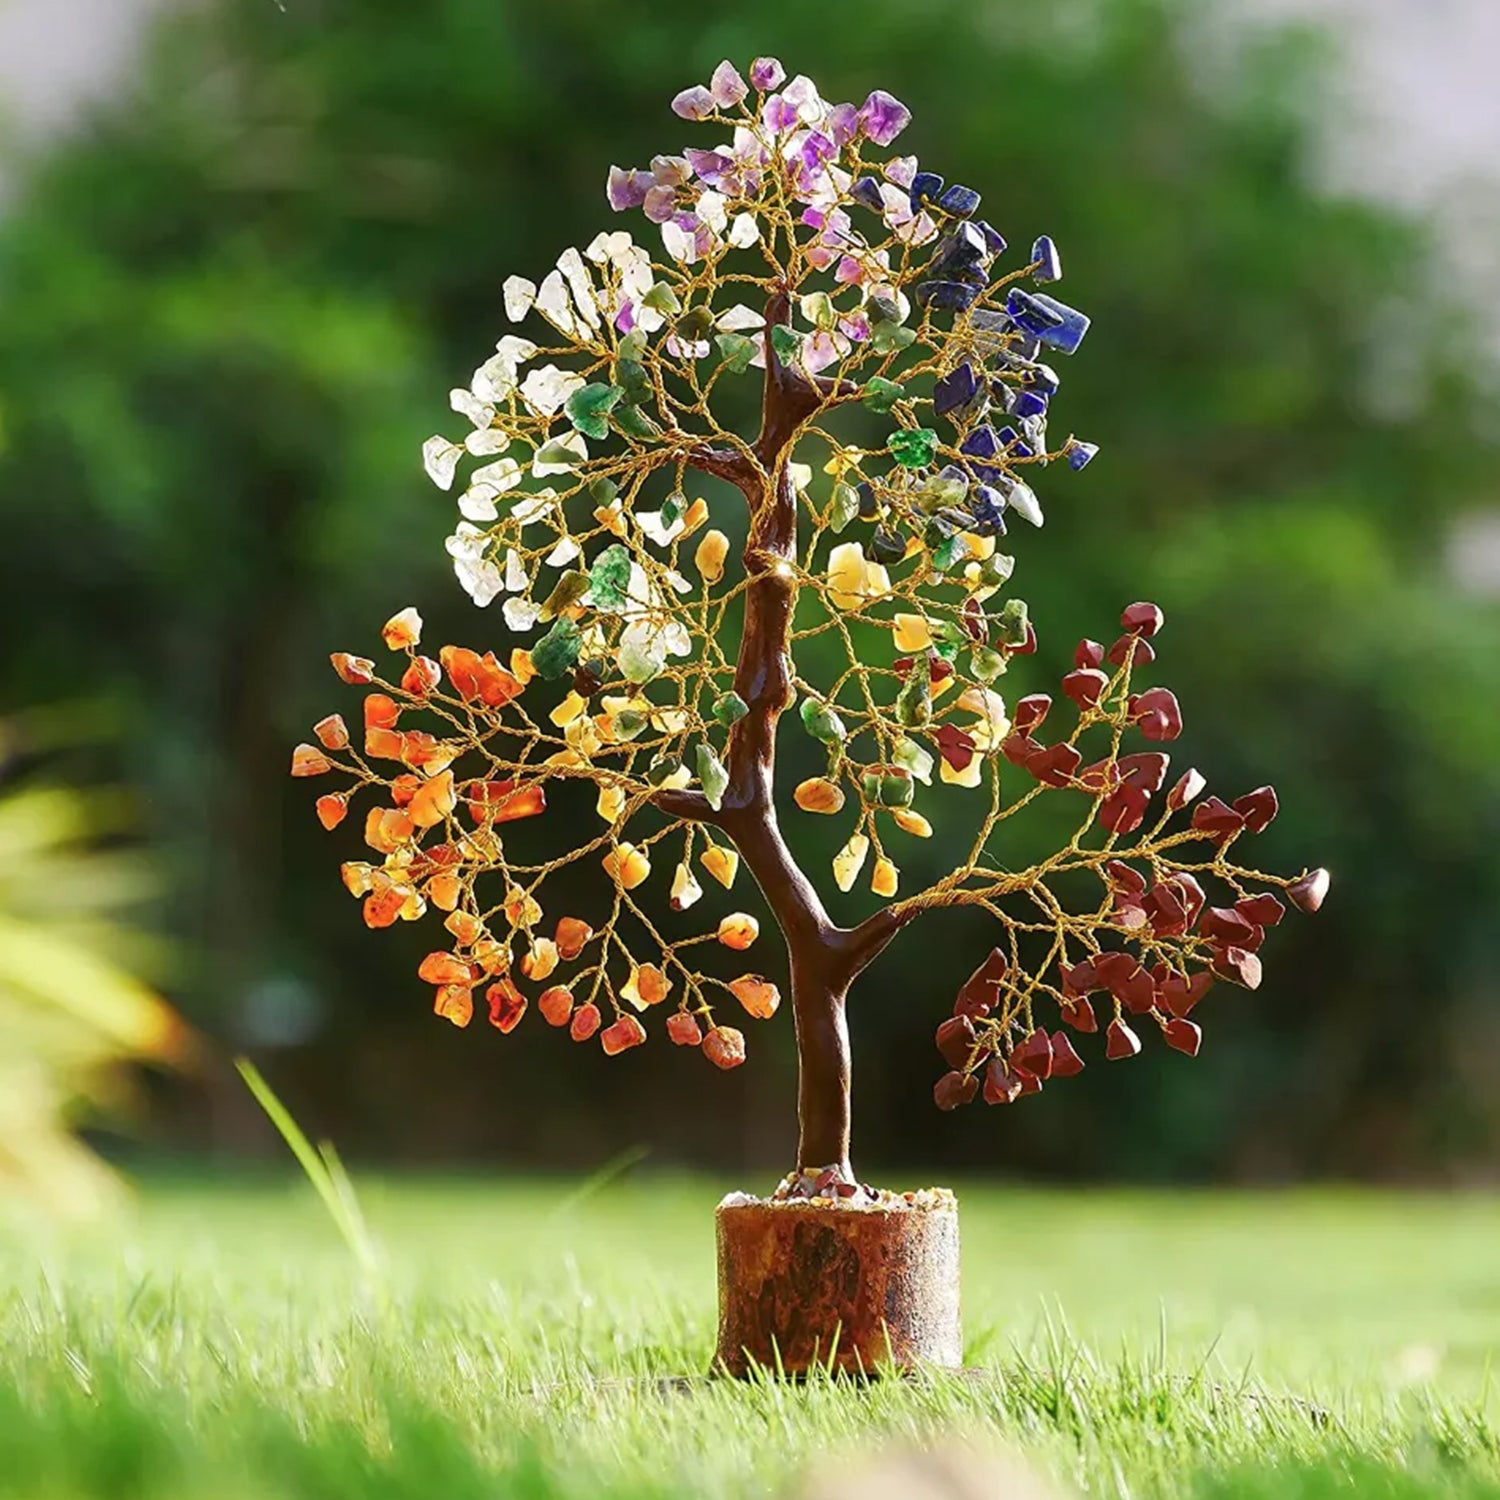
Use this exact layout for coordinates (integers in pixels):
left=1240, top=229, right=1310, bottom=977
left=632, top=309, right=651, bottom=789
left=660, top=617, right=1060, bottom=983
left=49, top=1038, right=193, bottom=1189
left=2, top=1177, right=1499, bottom=1497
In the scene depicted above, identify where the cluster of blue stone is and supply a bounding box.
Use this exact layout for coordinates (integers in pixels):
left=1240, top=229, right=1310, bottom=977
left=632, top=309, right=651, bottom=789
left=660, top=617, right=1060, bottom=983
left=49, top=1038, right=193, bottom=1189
left=841, top=167, right=1100, bottom=551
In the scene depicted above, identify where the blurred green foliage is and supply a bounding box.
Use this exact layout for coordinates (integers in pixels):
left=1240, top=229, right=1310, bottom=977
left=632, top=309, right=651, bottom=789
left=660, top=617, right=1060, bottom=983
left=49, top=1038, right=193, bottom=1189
left=0, top=0, right=1496, bottom=1179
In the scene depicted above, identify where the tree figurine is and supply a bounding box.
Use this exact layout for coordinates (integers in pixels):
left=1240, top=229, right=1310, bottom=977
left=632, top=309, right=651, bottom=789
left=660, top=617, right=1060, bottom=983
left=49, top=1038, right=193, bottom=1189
left=290, top=57, right=1329, bottom=1376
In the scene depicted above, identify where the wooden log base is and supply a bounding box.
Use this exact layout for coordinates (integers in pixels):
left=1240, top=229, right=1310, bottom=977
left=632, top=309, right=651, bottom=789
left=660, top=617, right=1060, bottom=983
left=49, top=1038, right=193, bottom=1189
left=714, top=1190, right=961, bottom=1378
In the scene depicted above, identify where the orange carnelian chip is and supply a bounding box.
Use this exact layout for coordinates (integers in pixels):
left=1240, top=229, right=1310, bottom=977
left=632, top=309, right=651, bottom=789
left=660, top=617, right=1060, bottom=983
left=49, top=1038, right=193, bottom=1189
left=429, top=872, right=463, bottom=912
left=704, top=1026, right=746, bottom=1070
left=364, top=694, right=401, bottom=729
left=340, top=861, right=374, bottom=896
left=315, top=794, right=347, bottom=830
left=331, top=653, right=374, bottom=685
left=635, top=964, right=671, bottom=1006
left=729, top=976, right=780, bottom=1020
left=485, top=978, right=527, bottom=1033
left=363, top=806, right=413, bottom=854
left=443, top=909, right=481, bottom=944
left=667, top=1011, right=703, bottom=1047
left=554, top=916, right=592, bottom=961
left=538, top=986, right=574, bottom=1027
left=601, top=1015, right=647, bottom=1056
left=364, top=727, right=404, bottom=760
left=362, top=887, right=406, bottom=929
left=382, top=607, right=423, bottom=651
left=569, top=1002, right=602, bottom=1042
left=717, top=914, right=760, bottom=951
left=439, top=646, right=524, bottom=707
left=418, top=951, right=475, bottom=986
left=433, top=984, right=474, bottom=1027
left=402, top=656, right=441, bottom=696
left=290, top=743, right=333, bottom=778
left=314, top=715, right=350, bottom=751
left=409, top=769, right=457, bottom=829
left=466, top=780, right=547, bottom=825
left=472, top=938, right=510, bottom=975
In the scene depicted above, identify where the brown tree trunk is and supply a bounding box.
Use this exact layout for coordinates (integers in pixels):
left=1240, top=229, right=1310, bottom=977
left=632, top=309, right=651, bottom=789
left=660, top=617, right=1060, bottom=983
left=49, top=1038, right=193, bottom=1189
left=791, top=958, right=852, bottom=1179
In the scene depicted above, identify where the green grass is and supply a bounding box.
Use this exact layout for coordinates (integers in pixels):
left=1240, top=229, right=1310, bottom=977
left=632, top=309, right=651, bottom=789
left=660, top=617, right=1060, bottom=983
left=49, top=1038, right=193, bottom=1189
left=2, top=1175, right=1500, bottom=1498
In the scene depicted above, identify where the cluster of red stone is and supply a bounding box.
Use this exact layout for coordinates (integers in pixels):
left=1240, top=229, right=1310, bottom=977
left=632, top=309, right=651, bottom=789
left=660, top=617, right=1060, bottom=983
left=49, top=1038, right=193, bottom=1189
left=931, top=602, right=1329, bottom=1111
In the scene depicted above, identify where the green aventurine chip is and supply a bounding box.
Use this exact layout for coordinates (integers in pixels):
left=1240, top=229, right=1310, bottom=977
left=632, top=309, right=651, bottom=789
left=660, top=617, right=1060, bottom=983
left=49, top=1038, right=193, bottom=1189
left=888, top=427, right=938, bottom=468
left=531, top=618, right=581, bottom=679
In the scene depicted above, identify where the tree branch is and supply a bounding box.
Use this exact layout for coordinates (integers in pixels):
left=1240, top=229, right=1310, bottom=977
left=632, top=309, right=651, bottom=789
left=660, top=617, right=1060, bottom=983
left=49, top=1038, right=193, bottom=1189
left=650, top=787, right=719, bottom=824
left=684, top=443, right=760, bottom=498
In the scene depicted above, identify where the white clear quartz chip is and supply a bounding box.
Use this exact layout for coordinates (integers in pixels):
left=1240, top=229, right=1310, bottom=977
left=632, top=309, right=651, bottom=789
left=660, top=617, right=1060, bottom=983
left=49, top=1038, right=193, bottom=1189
left=519, top=364, right=584, bottom=417
left=503, top=597, right=541, bottom=631
left=458, top=484, right=500, bottom=522
left=422, top=436, right=463, bottom=491
left=465, top=427, right=510, bottom=456
left=1008, top=480, right=1044, bottom=528
left=503, top=276, right=537, bottom=322
left=727, top=213, right=760, bottom=249
left=450, top=388, right=495, bottom=428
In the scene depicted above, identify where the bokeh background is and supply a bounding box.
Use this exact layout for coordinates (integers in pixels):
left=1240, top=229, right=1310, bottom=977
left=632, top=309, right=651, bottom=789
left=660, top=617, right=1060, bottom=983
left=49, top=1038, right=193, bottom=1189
left=2, top=0, right=1498, bottom=1195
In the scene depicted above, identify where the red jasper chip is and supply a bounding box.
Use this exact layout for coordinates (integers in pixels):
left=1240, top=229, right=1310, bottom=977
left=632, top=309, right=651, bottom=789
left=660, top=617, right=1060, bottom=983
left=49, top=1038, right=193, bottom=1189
left=1092, top=951, right=1136, bottom=989
left=1129, top=686, right=1182, bottom=741
left=1061, top=959, right=1098, bottom=998
left=1159, top=969, right=1214, bottom=1018
left=1162, top=1017, right=1202, bottom=1056
left=1143, top=881, right=1189, bottom=937
left=570, top=1002, right=602, bottom=1042
left=934, top=1070, right=978, bottom=1110
left=1105, top=1018, right=1142, bottom=1060
left=1017, top=1070, right=1043, bottom=1096
left=1011, top=1028, right=1054, bottom=1080
left=1074, top=638, right=1105, bottom=670
left=1200, top=906, right=1257, bottom=945
left=600, top=1015, right=647, bottom=1056
left=1001, top=732, right=1042, bottom=768
left=961, top=597, right=987, bottom=642
left=956, top=948, right=1008, bottom=1018
left=1211, top=945, right=1263, bottom=990
left=935, top=1015, right=978, bottom=1070
left=1120, top=601, right=1165, bottom=637
left=1233, top=785, right=1279, bottom=834
left=1011, top=621, right=1038, bottom=656
left=1287, top=868, right=1331, bottom=913
left=1027, top=742, right=1083, bottom=787
left=1107, top=634, right=1156, bottom=668
left=1236, top=893, right=1286, bottom=928
left=1166, top=768, right=1207, bottom=811
left=1013, top=694, right=1052, bottom=735
left=1060, top=997, right=1098, bottom=1033
left=667, top=1011, right=703, bottom=1046
left=485, top=979, right=528, bottom=1034
left=1105, top=860, right=1147, bottom=895
left=1172, top=871, right=1207, bottom=926
left=935, top=722, right=978, bottom=772
left=1119, top=968, right=1157, bottom=1015
left=930, top=656, right=955, bottom=682
left=1049, top=1031, right=1085, bottom=1076
left=1100, top=787, right=1149, bottom=833
left=1061, top=668, right=1109, bottom=710
left=983, top=1057, right=1023, bottom=1105
left=1077, top=758, right=1118, bottom=794
left=1118, top=752, right=1171, bottom=793
left=1191, top=796, right=1245, bottom=842
left=1114, top=901, right=1149, bottom=932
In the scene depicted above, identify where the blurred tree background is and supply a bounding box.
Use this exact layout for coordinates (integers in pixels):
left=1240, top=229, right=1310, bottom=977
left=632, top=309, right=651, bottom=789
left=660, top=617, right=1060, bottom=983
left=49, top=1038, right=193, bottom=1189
left=1, top=0, right=1497, bottom=1184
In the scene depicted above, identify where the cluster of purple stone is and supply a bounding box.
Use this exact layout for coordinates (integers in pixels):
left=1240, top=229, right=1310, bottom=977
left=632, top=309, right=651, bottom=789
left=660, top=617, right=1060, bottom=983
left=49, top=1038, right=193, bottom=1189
left=604, top=57, right=1100, bottom=541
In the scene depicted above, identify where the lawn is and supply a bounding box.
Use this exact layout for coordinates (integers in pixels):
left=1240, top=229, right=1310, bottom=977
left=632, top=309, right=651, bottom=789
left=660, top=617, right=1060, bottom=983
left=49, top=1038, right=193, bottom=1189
left=2, top=1174, right=1499, bottom=1499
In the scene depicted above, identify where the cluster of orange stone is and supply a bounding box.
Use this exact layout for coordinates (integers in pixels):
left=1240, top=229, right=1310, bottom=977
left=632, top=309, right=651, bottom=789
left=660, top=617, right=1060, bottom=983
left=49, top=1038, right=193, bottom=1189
left=289, top=609, right=769, bottom=1068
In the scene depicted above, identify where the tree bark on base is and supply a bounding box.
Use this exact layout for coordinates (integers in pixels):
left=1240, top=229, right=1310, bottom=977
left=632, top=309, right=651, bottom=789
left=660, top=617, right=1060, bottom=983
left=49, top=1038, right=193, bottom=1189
left=714, top=1197, right=962, bottom=1378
